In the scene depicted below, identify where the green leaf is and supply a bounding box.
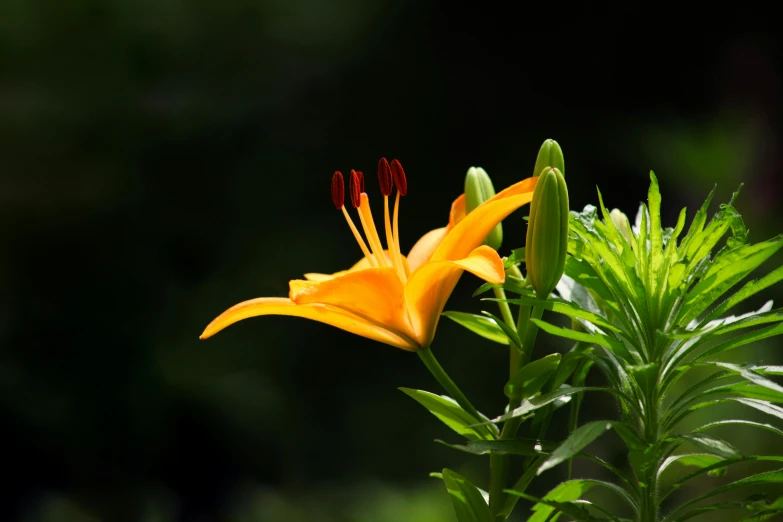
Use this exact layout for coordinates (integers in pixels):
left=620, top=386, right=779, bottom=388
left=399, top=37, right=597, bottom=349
left=734, top=398, right=783, bottom=421
left=695, top=322, right=783, bottom=362
left=480, top=311, right=522, bottom=348
left=551, top=344, right=594, bottom=390
left=503, top=247, right=525, bottom=268
left=473, top=275, right=528, bottom=298
left=491, top=296, right=621, bottom=333
left=680, top=235, right=783, bottom=325
left=442, top=311, right=510, bottom=345
left=695, top=419, right=783, bottom=439
left=659, top=453, right=724, bottom=477
left=531, top=318, right=634, bottom=362
left=628, top=362, right=659, bottom=397
left=723, top=382, right=783, bottom=403
left=441, top=468, right=494, bottom=522
left=678, top=432, right=741, bottom=458
left=399, top=388, right=495, bottom=441
left=704, top=265, right=783, bottom=324
left=513, top=480, right=595, bottom=522
left=668, top=469, right=783, bottom=521
left=661, top=456, right=783, bottom=503
left=480, top=386, right=633, bottom=425
left=505, top=353, right=561, bottom=399
left=711, top=361, right=783, bottom=395
left=648, top=172, right=664, bottom=297
left=678, top=184, right=716, bottom=256
left=508, top=493, right=608, bottom=522
left=537, top=421, right=615, bottom=474
left=436, top=439, right=555, bottom=456
left=673, top=497, right=782, bottom=522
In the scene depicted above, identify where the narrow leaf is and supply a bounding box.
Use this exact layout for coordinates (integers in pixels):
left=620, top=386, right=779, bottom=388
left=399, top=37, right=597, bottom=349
left=531, top=318, right=633, bottom=361
left=537, top=421, right=615, bottom=474
left=441, top=468, right=495, bottom=522
left=442, top=311, right=510, bottom=345
left=492, top=296, right=621, bottom=333
left=481, top=311, right=522, bottom=348
left=505, top=353, right=561, bottom=399
left=399, top=388, right=495, bottom=440
left=678, top=432, right=740, bottom=458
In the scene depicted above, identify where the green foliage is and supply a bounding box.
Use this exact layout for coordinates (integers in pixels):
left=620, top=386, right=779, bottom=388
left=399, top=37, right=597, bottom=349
left=519, top=173, right=783, bottom=520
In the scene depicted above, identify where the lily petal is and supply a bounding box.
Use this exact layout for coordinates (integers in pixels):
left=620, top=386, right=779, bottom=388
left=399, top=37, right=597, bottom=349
left=289, top=267, right=416, bottom=345
left=199, top=297, right=415, bottom=349
left=448, top=193, right=467, bottom=229
left=406, top=227, right=448, bottom=273
left=304, top=251, right=408, bottom=281
left=431, top=177, right=538, bottom=262
left=405, top=245, right=505, bottom=347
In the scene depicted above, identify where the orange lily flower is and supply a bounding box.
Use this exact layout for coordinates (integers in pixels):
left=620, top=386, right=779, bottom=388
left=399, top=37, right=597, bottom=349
left=200, top=159, right=538, bottom=351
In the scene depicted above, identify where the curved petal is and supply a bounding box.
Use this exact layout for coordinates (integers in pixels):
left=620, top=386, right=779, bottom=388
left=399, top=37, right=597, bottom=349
left=303, top=250, right=407, bottom=281
left=431, top=177, right=538, bottom=262
left=448, top=193, right=467, bottom=229
left=289, top=267, right=416, bottom=346
left=406, top=227, right=448, bottom=273
left=404, top=245, right=505, bottom=347
left=199, top=297, right=415, bottom=349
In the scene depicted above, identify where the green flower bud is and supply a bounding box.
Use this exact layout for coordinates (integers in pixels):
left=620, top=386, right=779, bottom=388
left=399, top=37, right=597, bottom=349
left=610, top=208, right=633, bottom=243
left=533, top=139, right=565, bottom=178
left=525, top=167, right=569, bottom=297
left=464, top=166, right=503, bottom=250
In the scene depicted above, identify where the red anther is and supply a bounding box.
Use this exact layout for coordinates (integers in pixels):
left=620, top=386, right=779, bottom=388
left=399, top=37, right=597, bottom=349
left=378, top=158, right=393, bottom=196
left=331, top=171, right=345, bottom=209
left=357, top=171, right=365, bottom=193
left=350, top=169, right=363, bottom=208
left=390, top=159, right=407, bottom=196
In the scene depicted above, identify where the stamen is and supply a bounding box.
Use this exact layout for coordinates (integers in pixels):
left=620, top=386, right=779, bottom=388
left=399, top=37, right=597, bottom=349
left=358, top=193, right=390, bottom=267
left=349, top=169, right=362, bottom=208
left=333, top=170, right=375, bottom=267
left=341, top=206, right=377, bottom=267
left=393, top=191, right=407, bottom=277
left=357, top=170, right=365, bottom=193
left=391, top=160, right=408, bottom=277
left=351, top=170, right=385, bottom=266
left=391, top=159, right=407, bottom=196
left=378, top=158, right=393, bottom=197
left=331, top=171, right=344, bottom=210
left=379, top=158, right=405, bottom=280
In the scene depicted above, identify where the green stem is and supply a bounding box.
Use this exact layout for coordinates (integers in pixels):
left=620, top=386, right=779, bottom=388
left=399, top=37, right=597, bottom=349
left=640, top=389, right=660, bottom=522
left=489, top=305, right=546, bottom=520
left=519, top=305, right=544, bottom=368
left=417, top=346, right=483, bottom=424
left=493, top=286, right=519, bottom=377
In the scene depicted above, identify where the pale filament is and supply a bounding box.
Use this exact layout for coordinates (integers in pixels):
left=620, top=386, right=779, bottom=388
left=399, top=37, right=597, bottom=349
left=358, top=193, right=390, bottom=268
left=341, top=206, right=378, bottom=267
left=384, top=195, right=407, bottom=282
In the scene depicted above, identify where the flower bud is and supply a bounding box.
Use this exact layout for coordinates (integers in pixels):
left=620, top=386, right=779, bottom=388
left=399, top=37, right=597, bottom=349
left=464, top=166, right=503, bottom=250
left=610, top=208, right=633, bottom=243
left=533, top=139, right=565, bottom=178
left=525, top=167, right=569, bottom=297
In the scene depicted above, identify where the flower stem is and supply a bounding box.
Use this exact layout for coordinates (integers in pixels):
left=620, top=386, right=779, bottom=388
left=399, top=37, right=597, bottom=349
left=493, top=286, right=519, bottom=376
left=417, top=346, right=483, bottom=425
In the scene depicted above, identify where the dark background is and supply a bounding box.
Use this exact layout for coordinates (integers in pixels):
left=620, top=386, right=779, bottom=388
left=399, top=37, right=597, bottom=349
left=2, top=4, right=782, bottom=521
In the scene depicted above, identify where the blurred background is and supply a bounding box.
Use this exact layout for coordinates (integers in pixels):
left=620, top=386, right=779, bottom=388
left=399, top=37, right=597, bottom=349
left=1, top=4, right=782, bottom=521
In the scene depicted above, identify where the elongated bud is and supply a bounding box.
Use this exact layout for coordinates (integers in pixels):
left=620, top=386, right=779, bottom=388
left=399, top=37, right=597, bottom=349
left=610, top=208, right=633, bottom=243
left=533, top=139, right=565, bottom=178
left=525, top=167, right=569, bottom=297
left=464, top=166, right=503, bottom=250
